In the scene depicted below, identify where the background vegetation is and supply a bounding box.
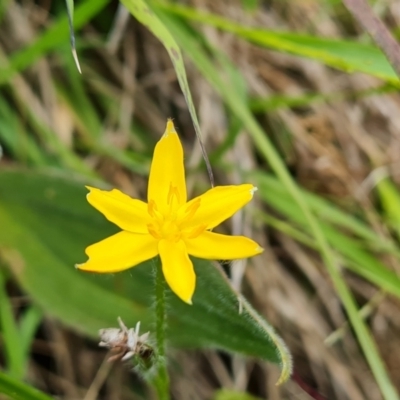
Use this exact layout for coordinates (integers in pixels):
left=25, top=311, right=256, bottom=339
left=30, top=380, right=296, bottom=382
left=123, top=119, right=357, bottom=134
left=1, top=0, right=400, bottom=399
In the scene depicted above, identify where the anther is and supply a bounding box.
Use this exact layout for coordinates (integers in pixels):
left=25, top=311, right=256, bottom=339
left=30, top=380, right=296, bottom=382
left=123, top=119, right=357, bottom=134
left=147, top=224, right=162, bottom=239
left=167, top=184, right=180, bottom=206
left=186, top=224, right=207, bottom=239
left=148, top=200, right=157, bottom=219
left=180, top=198, right=201, bottom=225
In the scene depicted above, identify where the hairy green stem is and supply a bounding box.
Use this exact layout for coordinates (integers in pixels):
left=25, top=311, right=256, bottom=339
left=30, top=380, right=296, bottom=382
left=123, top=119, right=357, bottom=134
left=152, top=258, right=170, bottom=400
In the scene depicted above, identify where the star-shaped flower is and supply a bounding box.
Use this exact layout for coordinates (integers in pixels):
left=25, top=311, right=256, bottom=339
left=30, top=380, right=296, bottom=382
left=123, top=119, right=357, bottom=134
left=76, top=120, right=263, bottom=304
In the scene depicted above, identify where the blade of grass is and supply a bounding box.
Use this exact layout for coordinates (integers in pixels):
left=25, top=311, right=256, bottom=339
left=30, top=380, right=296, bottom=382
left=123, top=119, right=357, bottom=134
left=376, top=178, right=400, bottom=239
left=157, top=2, right=399, bottom=84
left=214, top=389, right=262, bottom=400
left=152, top=10, right=399, bottom=399
left=343, top=0, right=400, bottom=79
left=0, top=269, right=24, bottom=379
left=249, top=83, right=398, bottom=113
left=0, top=0, right=11, bottom=22
left=19, top=306, right=43, bottom=367
left=0, top=371, right=54, bottom=400
left=257, top=209, right=400, bottom=298
left=0, top=96, right=47, bottom=166
left=251, top=173, right=399, bottom=254
left=65, top=0, right=82, bottom=73
left=6, top=85, right=96, bottom=175
left=255, top=175, right=400, bottom=298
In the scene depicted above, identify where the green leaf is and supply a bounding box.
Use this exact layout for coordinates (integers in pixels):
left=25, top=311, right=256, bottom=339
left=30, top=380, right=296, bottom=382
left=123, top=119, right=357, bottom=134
left=65, top=0, right=74, bottom=15
left=240, top=0, right=259, bottom=12
left=214, top=389, right=262, bottom=400
left=65, top=0, right=81, bottom=73
left=158, top=2, right=399, bottom=84
left=376, top=178, right=400, bottom=238
left=19, top=305, right=43, bottom=366
left=0, top=370, right=53, bottom=400
left=0, top=169, right=291, bottom=384
left=0, top=270, right=24, bottom=379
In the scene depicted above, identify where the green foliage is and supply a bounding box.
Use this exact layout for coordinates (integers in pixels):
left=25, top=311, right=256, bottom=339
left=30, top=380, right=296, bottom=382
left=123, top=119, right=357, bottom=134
left=0, top=270, right=42, bottom=380
left=157, top=2, right=399, bottom=84
left=214, top=389, right=262, bottom=400
left=0, top=371, right=53, bottom=400
left=254, top=173, right=400, bottom=297
left=0, top=0, right=107, bottom=86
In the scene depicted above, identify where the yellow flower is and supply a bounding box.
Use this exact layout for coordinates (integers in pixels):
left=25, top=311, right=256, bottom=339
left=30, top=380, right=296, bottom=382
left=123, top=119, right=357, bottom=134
left=77, top=120, right=263, bottom=304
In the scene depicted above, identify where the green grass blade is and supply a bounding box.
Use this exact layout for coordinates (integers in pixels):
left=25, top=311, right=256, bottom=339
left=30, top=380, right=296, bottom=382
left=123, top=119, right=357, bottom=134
left=65, top=0, right=81, bottom=73
left=0, top=96, right=47, bottom=166
left=252, top=173, right=398, bottom=253
left=376, top=178, right=400, bottom=239
left=19, top=306, right=43, bottom=366
left=249, top=84, right=397, bottom=113
left=0, top=371, right=54, bottom=400
left=214, top=389, right=262, bottom=400
left=0, top=270, right=24, bottom=379
left=255, top=174, right=400, bottom=298
left=0, top=0, right=11, bottom=22
left=158, top=2, right=399, bottom=84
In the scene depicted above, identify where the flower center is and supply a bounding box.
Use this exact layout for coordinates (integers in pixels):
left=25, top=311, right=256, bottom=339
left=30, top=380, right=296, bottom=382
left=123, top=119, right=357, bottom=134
left=147, top=184, right=205, bottom=241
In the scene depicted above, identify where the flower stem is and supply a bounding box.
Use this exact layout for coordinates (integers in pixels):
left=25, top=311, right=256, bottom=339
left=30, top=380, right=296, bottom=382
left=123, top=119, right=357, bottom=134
left=153, top=258, right=170, bottom=400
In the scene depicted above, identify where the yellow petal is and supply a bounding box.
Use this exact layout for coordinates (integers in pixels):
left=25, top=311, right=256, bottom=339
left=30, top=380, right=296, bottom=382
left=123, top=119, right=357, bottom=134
left=181, top=184, right=256, bottom=230
left=86, top=186, right=151, bottom=233
left=159, top=239, right=195, bottom=304
left=185, top=231, right=263, bottom=259
left=76, top=231, right=158, bottom=273
left=148, top=120, right=187, bottom=214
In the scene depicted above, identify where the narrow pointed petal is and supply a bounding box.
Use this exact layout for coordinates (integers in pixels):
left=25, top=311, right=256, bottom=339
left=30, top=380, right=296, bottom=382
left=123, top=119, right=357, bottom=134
left=148, top=120, right=187, bottom=213
left=159, top=239, right=195, bottom=304
left=76, top=231, right=158, bottom=273
left=86, top=187, right=151, bottom=233
left=185, top=231, right=263, bottom=260
left=181, top=184, right=257, bottom=230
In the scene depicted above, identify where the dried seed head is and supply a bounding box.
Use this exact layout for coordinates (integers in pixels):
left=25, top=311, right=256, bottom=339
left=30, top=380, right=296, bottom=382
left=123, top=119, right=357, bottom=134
left=99, top=317, right=153, bottom=363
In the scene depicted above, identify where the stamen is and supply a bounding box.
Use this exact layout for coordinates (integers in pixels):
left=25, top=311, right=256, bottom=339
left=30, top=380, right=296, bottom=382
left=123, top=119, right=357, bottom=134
left=147, top=200, right=157, bottom=219
left=179, top=198, right=201, bottom=225
left=148, top=200, right=164, bottom=221
left=147, top=224, right=162, bottom=239
left=167, top=184, right=180, bottom=206
left=186, top=224, right=207, bottom=239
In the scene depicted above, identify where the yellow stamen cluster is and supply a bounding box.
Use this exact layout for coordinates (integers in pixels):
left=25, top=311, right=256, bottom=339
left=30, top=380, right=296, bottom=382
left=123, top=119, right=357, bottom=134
left=147, top=185, right=205, bottom=242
